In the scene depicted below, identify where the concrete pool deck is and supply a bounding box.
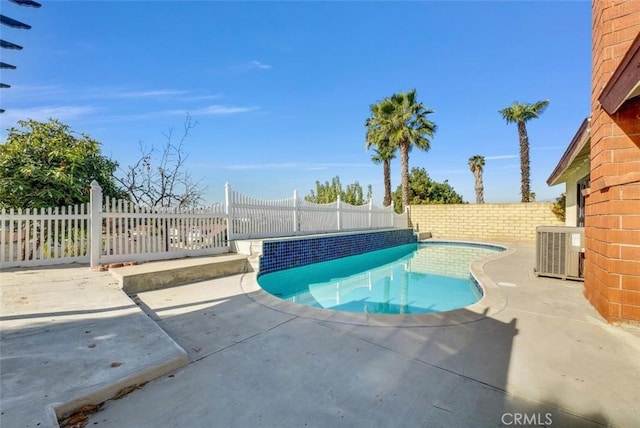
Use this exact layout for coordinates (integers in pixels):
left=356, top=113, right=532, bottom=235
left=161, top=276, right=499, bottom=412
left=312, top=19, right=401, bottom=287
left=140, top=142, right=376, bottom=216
left=1, top=242, right=640, bottom=427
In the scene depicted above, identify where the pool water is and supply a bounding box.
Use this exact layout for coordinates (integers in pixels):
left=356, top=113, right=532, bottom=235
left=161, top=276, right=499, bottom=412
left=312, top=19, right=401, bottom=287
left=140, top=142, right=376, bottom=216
left=258, top=242, right=504, bottom=315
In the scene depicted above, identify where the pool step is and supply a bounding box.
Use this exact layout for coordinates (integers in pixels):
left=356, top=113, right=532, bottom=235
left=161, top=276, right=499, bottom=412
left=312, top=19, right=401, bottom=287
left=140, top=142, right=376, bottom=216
left=231, top=239, right=263, bottom=272
left=110, top=253, right=250, bottom=295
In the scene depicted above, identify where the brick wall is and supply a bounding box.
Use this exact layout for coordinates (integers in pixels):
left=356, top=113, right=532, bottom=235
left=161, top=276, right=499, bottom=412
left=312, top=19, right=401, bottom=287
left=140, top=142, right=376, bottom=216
left=587, top=0, right=640, bottom=324
left=408, top=203, right=562, bottom=243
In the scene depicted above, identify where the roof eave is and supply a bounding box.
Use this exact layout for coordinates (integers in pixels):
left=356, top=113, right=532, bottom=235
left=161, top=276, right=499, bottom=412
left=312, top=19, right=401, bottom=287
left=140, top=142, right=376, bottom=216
left=599, top=31, right=640, bottom=114
left=547, top=117, right=590, bottom=187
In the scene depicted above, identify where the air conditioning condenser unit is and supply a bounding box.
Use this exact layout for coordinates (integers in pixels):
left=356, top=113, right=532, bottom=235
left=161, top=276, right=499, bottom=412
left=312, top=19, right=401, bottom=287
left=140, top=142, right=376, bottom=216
left=535, top=226, right=584, bottom=281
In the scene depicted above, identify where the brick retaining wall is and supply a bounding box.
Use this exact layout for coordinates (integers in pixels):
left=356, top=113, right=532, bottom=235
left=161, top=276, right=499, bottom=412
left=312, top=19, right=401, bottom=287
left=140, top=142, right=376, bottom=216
left=408, top=203, right=563, bottom=243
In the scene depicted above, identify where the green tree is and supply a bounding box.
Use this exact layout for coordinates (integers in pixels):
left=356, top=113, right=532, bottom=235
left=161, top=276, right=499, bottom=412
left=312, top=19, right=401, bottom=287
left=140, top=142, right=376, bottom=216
left=0, top=119, right=125, bottom=209
left=552, top=193, right=566, bottom=222
left=391, top=167, right=463, bottom=213
left=366, top=89, right=436, bottom=211
left=499, top=100, right=549, bottom=202
left=305, top=175, right=372, bottom=206
left=468, top=155, right=485, bottom=204
left=365, top=103, right=396, bottom=207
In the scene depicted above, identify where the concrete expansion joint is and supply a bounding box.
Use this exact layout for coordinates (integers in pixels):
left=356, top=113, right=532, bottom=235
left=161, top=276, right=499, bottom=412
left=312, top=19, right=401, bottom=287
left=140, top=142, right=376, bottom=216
left=188, top=317, right=299, bottom=366
left=129, top=294, right=163, bottom=322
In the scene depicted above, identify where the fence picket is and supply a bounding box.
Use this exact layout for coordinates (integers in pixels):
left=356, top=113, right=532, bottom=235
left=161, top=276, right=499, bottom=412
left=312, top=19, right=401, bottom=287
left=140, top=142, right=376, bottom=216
left=0, top=209, right=4, bottom=263
left=118, top=199, right=124, bottom=256
left=39, top=207, right=45, bottom=260
left=9, top=208, right=17, bottom=260
left=45, top=207, right=51, bottom=260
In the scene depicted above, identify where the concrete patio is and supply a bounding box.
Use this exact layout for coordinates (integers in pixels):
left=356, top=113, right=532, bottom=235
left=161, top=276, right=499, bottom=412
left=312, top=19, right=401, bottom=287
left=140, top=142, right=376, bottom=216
left=1, top=243, right=639, bottom=427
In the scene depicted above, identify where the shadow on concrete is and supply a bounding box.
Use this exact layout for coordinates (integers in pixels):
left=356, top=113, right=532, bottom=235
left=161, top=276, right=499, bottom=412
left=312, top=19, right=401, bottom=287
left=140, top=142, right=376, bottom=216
left=2, top=245, right=622, bottom=427
left=84, top=276, right=613, bottom=427
left=0, top=304, right=138, bottom=322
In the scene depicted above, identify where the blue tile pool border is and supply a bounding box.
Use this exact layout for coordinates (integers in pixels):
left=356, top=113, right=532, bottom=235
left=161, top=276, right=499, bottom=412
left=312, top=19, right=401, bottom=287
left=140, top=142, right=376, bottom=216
left=258, top=228, right=417, bottom=275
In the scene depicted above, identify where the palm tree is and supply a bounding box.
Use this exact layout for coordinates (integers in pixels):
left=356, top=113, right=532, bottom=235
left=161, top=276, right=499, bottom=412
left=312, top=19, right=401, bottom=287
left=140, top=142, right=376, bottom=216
left=499, top=100, right=549, bottom=202
left=468, top=155, right=485, bottom=204
left=369, top=146, right=396, bottom=207
left=368, top=89, right=436, bottom=211
left=365, top=104, right=396, bottom=207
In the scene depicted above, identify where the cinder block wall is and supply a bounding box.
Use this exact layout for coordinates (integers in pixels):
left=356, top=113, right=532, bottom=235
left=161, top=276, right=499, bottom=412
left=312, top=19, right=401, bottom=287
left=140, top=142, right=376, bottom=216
left=408, top=203, right=562, bottom=243
left=586, top=0, right=640, bottom=324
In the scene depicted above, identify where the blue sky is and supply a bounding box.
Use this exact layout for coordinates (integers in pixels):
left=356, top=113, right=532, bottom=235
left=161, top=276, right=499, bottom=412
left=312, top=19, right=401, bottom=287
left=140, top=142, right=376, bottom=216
left=0, top=1, right=592, bottom=205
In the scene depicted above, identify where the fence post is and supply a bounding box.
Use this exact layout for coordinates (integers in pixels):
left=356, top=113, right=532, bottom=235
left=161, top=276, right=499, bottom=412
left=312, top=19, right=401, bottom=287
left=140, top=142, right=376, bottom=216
left=336, top=195, right=341, bottom=231
left=368, top=199, right=373, bottom=228
left=225, top=183, right=234, bottom=241
left=89, top=180, right=102, bottom=269
left=390, top=201, right=395, bottom=228
left=403, top=206, right=408, bottom=229
left=293, top=190, right=299, bottom=234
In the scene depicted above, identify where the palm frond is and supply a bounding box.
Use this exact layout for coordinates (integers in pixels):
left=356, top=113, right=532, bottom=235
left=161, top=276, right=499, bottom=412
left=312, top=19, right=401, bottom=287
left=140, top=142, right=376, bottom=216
left=500, top=99, right=550, bottom=123
left=468, top=155, right=485, bottom=172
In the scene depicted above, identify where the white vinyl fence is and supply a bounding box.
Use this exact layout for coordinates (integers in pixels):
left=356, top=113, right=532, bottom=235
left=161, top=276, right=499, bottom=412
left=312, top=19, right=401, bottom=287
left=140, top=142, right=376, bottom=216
left=1, top=204, right=90, bottom=267
left=1, top=182, right=407, bottom=269
left=97, top=196, right=228, bottom=266
left=226, top=184, right=406, bottom=239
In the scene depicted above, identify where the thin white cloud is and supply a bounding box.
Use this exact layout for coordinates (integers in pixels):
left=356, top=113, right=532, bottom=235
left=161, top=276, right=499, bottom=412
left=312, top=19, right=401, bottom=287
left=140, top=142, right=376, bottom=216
left=4, top=85, right=222, bottom=104
left=182, top=94, right=223, bottom=102
left=4, top=85, right=195, bottom=103
left=96, top=88, right=227, bottom=105
left=159, top=105, right=258, bottom=117
left=485, top=154, right=519, bottom=160
left=85, top=104, right=257, bottom=123
left=0, top=105, right=97, bottom=127
left=248, top=60, right=272, bottom=70
left=194, top=105, right=258, bottom=115
left=206, top=60, right=272, bottom=74
left=112, top=89, right=189, bottom=98
left=2, top=84, right=69, bottom=100
left=221, top=162, right=371, bottom=171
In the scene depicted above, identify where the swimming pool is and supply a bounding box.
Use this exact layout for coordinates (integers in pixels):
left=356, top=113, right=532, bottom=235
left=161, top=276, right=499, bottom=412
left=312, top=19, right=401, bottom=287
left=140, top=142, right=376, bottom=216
left=258, top=242, right=504, bottom=315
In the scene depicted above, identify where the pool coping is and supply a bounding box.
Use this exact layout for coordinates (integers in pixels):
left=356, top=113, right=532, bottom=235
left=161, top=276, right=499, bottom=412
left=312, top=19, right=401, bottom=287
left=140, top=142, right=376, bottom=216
left=241, top=239, right=513, bottom=327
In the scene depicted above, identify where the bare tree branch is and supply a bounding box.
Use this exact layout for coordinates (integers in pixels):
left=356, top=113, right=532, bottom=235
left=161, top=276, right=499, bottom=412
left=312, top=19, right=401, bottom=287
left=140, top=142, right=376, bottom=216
left=115, top=115, right=207, bottom=208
